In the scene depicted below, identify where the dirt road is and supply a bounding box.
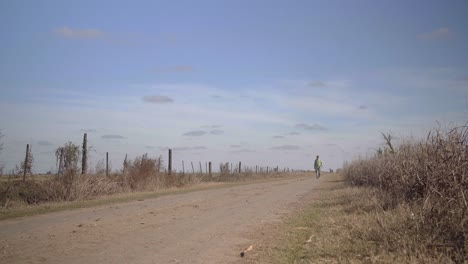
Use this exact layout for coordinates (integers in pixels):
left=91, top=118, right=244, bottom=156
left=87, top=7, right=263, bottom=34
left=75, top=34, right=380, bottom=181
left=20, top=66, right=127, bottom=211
left=0, top=175, right=318, bottom=264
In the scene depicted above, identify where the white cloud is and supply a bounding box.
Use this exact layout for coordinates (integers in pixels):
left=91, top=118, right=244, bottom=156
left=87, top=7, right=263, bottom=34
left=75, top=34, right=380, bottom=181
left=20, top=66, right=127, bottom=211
left=2, top=70, right=465, bottom=173
left=308, top=81, right=327, bottom=88
left=271, top=145, right=301, bottom=150
left=183, top=130, right=206, bottom=137
left=417, top=27, right=454, bottom=40
left=37, top=140, right=54, bottom=146
left=230, top=148, right=255, bottom=154
left=358, top=105, right=368, bottom=110
left=172, top=146, right=207, bottom=151
left=102, top=134, right=126, bottom=139
left=210, top=130, right=224, bottom=135
left=81, top=129, right=97, bottom=133
left=143, top=95, right=174, bottom=104
left=296, top=123, right=327, bottom=131
left=53, top=27, right=105, bottom=39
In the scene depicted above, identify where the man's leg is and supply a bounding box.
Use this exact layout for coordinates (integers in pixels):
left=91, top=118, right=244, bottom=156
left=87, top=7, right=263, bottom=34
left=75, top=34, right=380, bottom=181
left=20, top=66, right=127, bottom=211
left=318, top=168, right=321, bottom=178
left=315, top=169, right=319, bottom=179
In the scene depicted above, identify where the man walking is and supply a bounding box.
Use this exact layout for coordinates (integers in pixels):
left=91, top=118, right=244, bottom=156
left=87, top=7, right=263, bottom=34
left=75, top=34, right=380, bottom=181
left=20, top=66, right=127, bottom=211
left=314, top=155, right=322, bottom=179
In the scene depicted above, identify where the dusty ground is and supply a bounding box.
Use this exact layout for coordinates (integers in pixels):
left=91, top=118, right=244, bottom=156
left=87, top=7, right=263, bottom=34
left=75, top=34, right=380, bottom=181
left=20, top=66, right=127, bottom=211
left=0, top=174, right=319, bottom=264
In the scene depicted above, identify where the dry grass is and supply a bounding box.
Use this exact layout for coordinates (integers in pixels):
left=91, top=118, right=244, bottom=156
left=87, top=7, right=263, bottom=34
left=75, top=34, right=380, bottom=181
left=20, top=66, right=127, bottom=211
left=341, top=124, right=467, bottom=263
left=255, top=174, right=457, bottom=263
left=0, top=161, right=308, bottom=220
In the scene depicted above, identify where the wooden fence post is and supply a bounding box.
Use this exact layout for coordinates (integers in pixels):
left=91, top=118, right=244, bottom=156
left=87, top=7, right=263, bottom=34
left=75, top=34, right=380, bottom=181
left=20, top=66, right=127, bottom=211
left=82, top=133, right=87, bottom=175
left=238, top=161, right=242, bottom=174
left=158, top=157, right=161, bottom=172
left=57, top=148, right=64, bottom=177
left=123, top=154, right=128, bottom=174
left=168, top=149, right=172, bottom=175
left=191, top=162, right=195, bottom=173
left=23, top=144, right=29, bottom=181
left=208, top=162, right=212, bottom=178
left=182, top=160, right=185, bottom=175
left=106, top=152, right=109, bottom=176
left=199, top=161, right=202, bottom=174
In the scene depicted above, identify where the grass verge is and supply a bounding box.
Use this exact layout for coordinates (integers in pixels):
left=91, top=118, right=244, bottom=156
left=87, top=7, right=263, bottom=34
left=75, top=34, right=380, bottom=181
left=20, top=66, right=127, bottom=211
left=254, top=174, right=458, bottom=263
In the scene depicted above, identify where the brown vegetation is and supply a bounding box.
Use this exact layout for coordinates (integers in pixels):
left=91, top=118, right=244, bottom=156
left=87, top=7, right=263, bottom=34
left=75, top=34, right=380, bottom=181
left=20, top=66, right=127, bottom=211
left=255, top=176, right=457, bottom=263
left=0, top=150, right=293, bottom=209
left=342, top=124, right=468, bottom=262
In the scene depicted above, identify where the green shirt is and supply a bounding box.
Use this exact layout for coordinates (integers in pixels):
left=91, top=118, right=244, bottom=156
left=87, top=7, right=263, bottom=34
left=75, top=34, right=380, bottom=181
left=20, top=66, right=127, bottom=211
left=314, top=159, right=322, bottom=169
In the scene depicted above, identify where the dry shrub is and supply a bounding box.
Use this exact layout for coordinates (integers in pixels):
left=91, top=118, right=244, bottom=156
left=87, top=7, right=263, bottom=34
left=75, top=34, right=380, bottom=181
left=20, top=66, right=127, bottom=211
left=0, top=179, right=47, bottom=206
left=0, top=174, right=123, bottom=206
left=124, top=154, right=164, bottom=190
left=343, top=124, right=468, bottom=262
left=47, top=174, right=123, bottom=201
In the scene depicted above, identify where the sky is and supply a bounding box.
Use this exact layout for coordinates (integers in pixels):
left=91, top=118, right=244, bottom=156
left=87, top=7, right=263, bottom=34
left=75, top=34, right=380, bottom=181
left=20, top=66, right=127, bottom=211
left=0, top=0, right=467, bottom=173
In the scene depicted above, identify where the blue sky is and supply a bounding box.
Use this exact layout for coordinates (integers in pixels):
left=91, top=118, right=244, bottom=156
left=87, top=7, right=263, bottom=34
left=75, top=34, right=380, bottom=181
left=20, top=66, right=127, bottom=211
left=1, top=0, right=467, bottom=173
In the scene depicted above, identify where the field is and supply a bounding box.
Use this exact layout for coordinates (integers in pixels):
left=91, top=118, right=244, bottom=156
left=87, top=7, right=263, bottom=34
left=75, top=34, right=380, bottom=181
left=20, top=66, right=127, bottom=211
left=252, top=174, right=463, bottom=263
left=0, top=149, right=300, bottom=210
left=0, top=124, right=466, bottom=263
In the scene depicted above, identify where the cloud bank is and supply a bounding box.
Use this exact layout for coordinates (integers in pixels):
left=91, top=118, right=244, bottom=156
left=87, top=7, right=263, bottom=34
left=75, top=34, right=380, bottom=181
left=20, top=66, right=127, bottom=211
left=53, top=27, right=105, bottom=39
left=143, top=95, right=174, bottom=104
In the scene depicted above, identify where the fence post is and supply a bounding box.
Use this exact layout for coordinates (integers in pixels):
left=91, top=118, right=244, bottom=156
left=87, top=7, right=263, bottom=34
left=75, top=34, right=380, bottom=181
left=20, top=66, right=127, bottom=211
left=191, top=162, right=195, bottom=173
left=238, top=161, right=242, bottom=174
left=158, top=157, right=161, bottom=172
left=266, top=166, right=269, bottom=174
left=123, top=154, right=128, bottom=174
left=23, top=144, right=29, bottom=181
left=82, top=133, right=87, bottom=175
left=168, top=149, right=172, bottom=175
left=199, top=161, right=202, bottom=174
left=57, top=148, right=64, bottom=177
left=182, top=160, right=185, bottom=175
left=208, top=162, right=212, bottom=178
left=106, top=152, right=109, bottom=176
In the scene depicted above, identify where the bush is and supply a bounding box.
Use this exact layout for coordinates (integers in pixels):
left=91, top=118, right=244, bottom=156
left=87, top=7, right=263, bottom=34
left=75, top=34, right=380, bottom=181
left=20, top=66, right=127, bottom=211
left=124, top=154, right=164, bottom=189
left=342, top=124, right=468, bottom=262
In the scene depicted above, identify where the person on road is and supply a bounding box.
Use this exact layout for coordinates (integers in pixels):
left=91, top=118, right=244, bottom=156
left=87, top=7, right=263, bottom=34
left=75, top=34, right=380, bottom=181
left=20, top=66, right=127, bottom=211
left=314, top=155, right=322, bottom=179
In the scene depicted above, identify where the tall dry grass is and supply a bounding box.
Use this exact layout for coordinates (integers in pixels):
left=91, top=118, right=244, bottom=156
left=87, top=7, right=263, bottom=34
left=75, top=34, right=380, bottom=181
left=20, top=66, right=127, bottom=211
left=0, top=153, right=293, bottom=208
left=0, top=154, right=167, bottom=206
left=343, top=124, right=467, bottom=262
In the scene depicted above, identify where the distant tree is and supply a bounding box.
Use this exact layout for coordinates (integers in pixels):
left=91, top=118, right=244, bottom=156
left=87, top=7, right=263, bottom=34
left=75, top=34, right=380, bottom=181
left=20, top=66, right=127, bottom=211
left=219, top=162, right=229, bottom=175
left=376, top=147, right=384, bottom=156
left=381, top=132, right=395, bottom=154
left=94, top=159, right=106, bottom=175
left=122, top=154, right=129, bottom=174
left=55, top=141, right=81, bottom=176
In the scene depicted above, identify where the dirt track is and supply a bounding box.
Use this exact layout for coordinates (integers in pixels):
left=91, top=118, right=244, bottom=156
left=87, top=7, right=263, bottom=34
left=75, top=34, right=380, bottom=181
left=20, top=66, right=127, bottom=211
left=0, top=175, right=318, bottom=263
